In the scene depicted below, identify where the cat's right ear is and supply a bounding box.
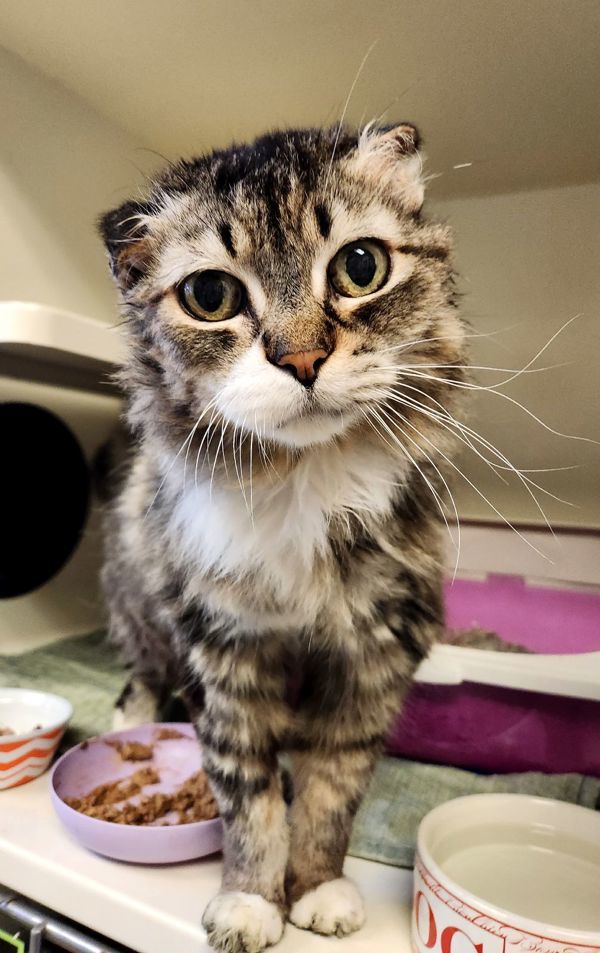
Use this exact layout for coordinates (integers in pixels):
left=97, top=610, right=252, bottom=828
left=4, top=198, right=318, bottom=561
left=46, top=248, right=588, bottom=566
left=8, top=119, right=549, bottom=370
left=97, top=200, right=153, bottom=292
left=351, top=122, right=425, bottom=214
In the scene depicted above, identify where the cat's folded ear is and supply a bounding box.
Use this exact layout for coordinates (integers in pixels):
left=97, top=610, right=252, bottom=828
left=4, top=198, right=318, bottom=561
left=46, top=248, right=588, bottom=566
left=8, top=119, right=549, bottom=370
left=351, top=122, right=425, bottom=214
left=97, top=200, right=154, bottom=292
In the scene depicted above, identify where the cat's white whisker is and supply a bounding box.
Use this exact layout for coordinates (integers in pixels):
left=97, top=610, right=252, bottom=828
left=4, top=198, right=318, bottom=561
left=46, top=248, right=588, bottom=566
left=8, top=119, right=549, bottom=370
left=488, top=312, right=583, bottom=388
left=395, top=368, right=600, bottom=446
left=208, top=414, right=229, bottom=500
left=383, top=392, right=558, bottom=538
left=195, top=402, right=221, bottom=488
left=379, top=314, right=582, bottom=399
left=182, top=419, right=201, bottom=492
left=231, top=420, right=246, bottom=503
left=209, top=413, right=229, bottom=502
left=376, top=383, right=545, bottom=537
left=372, top=403, right=462, bottom=579
left=145, top=396, right=220, bottom=521
left=220, top=416, right=231, bottom=480
left=378, top=326, right=514, bottom=357
left=382, top=379, right=561, bottom=523
left=381, top=387, right=510, bottom=481
left=255, top=420, right=277, bottom=481
left=396, top=409, right=551, bottom=562
left=324, top=39, right=378, bottom=190
left=363, top=406, right=455, bottom=546
left=183, top=406, right=214, bottom=491
left=253, top=412, right=268, bottom=479
left=246, top=414, right=255, bottom=525
left=377, top=361, right=562, bottom=379
left=213, top=397, right=251, bottom=511
left=232, top=412, right=252, bottom=516
left=144, top=427, right=196, bottom=522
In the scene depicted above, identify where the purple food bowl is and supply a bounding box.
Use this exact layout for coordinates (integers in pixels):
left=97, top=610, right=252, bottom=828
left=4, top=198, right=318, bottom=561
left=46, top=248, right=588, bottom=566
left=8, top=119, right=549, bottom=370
left=50, top=723, right=223, bottom=864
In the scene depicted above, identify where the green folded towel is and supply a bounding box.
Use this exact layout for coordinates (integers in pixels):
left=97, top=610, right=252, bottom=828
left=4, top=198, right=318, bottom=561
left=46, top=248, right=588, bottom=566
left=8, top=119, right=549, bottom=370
left=349, top=756, right=600, bottom=867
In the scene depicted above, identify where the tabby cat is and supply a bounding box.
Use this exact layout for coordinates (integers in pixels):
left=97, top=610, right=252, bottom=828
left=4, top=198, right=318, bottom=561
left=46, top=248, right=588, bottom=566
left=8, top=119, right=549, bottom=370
left=99, top=122, right=465, bottom=952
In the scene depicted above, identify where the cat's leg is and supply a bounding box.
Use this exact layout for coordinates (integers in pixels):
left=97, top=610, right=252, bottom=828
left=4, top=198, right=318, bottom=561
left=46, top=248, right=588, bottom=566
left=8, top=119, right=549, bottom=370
left=286, top=746, right=374, bottom=937
left=187, top=636, right=291, bottom=953
left=286, top=635, right=420, bottom=937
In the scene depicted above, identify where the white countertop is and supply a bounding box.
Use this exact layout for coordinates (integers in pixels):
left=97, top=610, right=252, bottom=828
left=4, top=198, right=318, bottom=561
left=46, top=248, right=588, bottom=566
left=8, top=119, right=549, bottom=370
left=0, top=774, right=414, bottom=953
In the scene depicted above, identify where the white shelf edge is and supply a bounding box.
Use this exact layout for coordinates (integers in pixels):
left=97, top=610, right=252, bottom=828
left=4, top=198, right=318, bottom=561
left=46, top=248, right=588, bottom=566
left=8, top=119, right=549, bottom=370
left=0, top=300, right=125, bottom=370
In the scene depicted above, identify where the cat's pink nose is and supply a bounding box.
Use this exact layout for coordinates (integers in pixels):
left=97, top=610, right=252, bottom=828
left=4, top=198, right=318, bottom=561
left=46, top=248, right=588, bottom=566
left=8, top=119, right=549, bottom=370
left=276, top=348, right=330, bottom=386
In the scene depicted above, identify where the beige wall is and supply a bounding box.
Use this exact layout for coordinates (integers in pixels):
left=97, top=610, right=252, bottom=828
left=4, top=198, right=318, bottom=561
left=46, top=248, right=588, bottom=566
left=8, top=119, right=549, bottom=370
left=0, top=48, right=147, bottom=323
left=431, top=182, right=600, bottom=529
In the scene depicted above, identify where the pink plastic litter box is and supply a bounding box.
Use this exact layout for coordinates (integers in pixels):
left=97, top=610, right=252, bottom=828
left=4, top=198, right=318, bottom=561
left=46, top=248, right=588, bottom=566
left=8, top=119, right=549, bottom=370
left=387, top=573, right=600, bottom=776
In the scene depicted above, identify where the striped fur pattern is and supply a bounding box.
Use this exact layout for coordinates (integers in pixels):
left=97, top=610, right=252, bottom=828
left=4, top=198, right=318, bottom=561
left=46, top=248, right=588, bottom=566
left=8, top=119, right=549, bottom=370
left=98, top=123, right=466, bottom=952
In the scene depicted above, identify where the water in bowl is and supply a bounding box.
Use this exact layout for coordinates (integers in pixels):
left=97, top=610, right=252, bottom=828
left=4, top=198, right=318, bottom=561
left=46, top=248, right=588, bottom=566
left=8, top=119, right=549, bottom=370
left=438, top=822, right=600, bottom=931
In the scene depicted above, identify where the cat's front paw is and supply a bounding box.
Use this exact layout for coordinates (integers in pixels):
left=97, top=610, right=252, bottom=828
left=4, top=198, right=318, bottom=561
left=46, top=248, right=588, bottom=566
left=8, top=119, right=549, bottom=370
left=202, top=891, right=284, bottom=953
left=112, top=678, right=159, bottom=730
left=289, top=877, right=365, bottom=938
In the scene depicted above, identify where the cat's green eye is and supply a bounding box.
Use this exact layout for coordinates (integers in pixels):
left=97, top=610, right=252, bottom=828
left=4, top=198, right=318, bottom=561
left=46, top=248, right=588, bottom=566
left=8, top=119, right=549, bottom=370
left=328, top=239, right=390, bottom=298
left=177, top=270, right=244, bottom=322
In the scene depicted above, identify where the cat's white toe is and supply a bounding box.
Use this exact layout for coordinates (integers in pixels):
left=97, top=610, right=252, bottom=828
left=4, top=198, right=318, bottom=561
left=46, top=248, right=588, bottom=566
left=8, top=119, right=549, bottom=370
left=203, top=891, right=284, bottom=953
left=289, top=877, right=365, bottom=937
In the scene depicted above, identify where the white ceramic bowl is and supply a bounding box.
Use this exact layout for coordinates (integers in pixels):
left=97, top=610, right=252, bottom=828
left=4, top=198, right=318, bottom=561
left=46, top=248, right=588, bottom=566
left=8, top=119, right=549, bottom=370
left=0, top=688, right=73, bottom=790
left=413, top=794, right=600, bottom=953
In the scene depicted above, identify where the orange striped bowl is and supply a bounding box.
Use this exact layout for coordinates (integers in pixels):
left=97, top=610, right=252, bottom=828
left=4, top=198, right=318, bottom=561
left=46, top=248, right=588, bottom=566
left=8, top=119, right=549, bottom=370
left=0, top=689, right=73, bottom=790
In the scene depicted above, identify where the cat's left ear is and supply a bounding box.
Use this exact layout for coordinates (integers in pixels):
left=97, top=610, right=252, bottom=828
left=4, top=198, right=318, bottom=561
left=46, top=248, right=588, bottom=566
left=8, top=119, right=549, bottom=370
left=350, top=122, right=424, bottom=213
left=97, top=199, right=154, bottom=292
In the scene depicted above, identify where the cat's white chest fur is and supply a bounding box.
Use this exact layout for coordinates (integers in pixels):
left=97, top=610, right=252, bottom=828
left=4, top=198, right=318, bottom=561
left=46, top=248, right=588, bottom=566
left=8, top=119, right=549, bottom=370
left=167, top=439, right=400, bottom=613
